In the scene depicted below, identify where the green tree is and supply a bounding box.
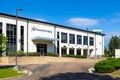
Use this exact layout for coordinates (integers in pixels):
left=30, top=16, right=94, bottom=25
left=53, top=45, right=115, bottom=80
left=109, top=36, right=120, bottom=56
left=104, top=48, right=110, bottom=57
left=0, top=34, right=8, bottom=55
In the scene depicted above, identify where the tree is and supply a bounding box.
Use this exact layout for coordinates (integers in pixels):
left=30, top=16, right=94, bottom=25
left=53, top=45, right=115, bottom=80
left=109, top=36, right=120, bottom=56
left=0, top=34, right=8, bottom=55
left=104, top=48, right=110, bottom=57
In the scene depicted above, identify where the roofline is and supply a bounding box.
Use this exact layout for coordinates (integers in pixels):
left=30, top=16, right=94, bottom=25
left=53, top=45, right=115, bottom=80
left=0, top=12, right=105, bottom=36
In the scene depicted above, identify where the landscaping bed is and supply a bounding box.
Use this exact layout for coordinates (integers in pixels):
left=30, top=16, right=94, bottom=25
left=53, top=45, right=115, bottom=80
left=94, top=58, right=120, bottom=73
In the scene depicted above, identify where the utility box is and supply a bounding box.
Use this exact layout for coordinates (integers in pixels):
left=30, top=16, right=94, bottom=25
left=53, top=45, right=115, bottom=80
left=115, top=49, right=120, bottom=58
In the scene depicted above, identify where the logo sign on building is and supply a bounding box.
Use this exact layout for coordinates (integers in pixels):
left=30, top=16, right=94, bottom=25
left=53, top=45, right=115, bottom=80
left=32, top=27, right=52, bottom=33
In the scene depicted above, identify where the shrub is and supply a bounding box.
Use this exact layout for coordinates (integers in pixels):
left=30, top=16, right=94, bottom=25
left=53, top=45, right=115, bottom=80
left=17, top=50, right=24, bottom=56
left=47, top=52, right=58, bottom=57
left=25, top=52, right=40, bottom=56
left=8, top=52, right=16, bottom=56
left=0, top=54, right=2, bottom=57
left=94, top=58, right=120, bottom=73
left=62, top=54, right=86, bottom=58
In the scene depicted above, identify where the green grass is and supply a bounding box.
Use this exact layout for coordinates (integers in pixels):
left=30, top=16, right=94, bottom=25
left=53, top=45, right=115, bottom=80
left=112, top=72, right=120, bottom=77
left=0, top=68, right=24, bottom=79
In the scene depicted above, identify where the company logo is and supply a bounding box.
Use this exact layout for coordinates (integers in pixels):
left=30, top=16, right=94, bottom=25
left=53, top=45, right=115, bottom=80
left=32, top=27, right=52, bottom=33
left=32, top=27, right=36, bottom=31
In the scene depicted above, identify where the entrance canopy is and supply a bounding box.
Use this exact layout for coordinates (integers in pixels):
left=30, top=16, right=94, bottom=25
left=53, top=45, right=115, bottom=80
left=32, top=36, right=59, bottom=41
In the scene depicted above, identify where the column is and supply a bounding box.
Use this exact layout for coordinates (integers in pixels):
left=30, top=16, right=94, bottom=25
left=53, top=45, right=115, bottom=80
left=2, top=22, right=6, bottom=36
left=81, top=48, right=83, bottom=56
left=67, top=32, right=69, bottom=55
left=67, top=48, right=69, bottom=55
left=59, top=32, right=62, bottom=57
left=74, top=48, right=77, bottom=55
left=87, top=49, right=90, bottom=58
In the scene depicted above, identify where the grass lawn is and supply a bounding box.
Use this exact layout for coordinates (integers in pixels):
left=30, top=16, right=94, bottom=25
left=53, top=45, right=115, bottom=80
left=112, top=71, right=120, bottom=77
left=0, top=68, right=24, bottom=79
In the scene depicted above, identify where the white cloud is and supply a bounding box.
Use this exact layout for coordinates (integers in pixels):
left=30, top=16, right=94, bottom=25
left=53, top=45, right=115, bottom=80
left=111, top=19, right=120, bottom=23
left=105, top=32, right=120, bottom=39
left=104, top=32, right=120, bottom=47
left=36, top=18, right=47, bottom=22
left=68, top=18, right=98, bottom=27
left=115, top=12, right=120, bottom=17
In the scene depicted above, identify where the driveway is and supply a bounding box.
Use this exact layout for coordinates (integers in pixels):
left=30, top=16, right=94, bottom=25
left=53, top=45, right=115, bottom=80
left=7, top=62, right=119, bottom=80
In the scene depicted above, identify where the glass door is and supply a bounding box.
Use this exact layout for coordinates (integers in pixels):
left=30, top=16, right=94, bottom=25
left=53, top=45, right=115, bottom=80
left=37, top=44, right=47, bottom=56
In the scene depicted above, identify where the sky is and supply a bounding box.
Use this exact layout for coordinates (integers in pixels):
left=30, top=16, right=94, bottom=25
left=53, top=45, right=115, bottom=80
left=0, top=0, right=120, bottom=48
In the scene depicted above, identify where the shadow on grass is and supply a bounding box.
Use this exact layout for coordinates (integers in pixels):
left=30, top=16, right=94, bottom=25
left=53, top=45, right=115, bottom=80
left=41, top=72, right=120, bottom=80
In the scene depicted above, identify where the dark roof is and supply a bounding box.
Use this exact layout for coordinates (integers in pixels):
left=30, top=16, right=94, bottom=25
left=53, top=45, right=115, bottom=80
left=0, top=12, right=105, bottom=36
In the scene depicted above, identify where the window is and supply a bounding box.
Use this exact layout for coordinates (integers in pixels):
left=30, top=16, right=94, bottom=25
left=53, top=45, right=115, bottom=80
left=84, top=36, right=88, bottom=45
left=0, top=22, right=2, bottom=34
left=6, top=23, right=16, bottom=53
left=69, top=34, right=75, bottom=44
left=61, top=32, right=67, bottom=43
left=69, top=48, right=74, bottom=55
left=57, top=32, right=59, bottom=39
left=20, top=26, right=24, bottom=51
left=57, top=32, right=59, bottom=54
left=90, top=37, right=94, bottom=46
left=77, top=35, right=82, bottom=44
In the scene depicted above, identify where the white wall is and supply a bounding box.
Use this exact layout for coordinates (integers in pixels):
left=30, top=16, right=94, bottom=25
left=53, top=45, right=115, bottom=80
left=0, top=15, right=104, bottom=57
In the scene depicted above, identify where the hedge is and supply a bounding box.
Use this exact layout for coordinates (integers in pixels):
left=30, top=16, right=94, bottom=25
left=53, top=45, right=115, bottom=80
left=46, top=52, right=58, bottom=57
left=94, top=58, right=120, bottom=73
left=62, top=54, right=86, bottom=58
left=8, top=52, right=40, bottom=56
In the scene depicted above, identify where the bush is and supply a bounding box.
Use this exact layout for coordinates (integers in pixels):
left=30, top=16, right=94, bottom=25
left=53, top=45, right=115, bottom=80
left=0, top=54, right=2, bottom=57
left=47, top=52, right=58, bottom=57
left=62, top=54, right=86, bottom=58
left=8, top=52, right=40, bottom=56
left=94, top=58, right=120, bottom=73
left=25, top=52, right=40, bottom=56
left=8, top=52, right=16, bottom=56
left=17, top=50, right=25, bottom=56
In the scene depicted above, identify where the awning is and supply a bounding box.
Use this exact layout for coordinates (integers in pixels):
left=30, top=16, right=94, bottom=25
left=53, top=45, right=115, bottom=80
left=32, top=36, right=59, bottom=41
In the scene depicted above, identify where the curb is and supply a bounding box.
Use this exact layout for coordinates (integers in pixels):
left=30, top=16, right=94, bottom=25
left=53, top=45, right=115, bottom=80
left=88, top=67, right=95, bottom=73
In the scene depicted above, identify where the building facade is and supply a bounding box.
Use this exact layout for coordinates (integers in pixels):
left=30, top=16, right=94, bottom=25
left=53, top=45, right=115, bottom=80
left=0, top=13, right=105, bottom=57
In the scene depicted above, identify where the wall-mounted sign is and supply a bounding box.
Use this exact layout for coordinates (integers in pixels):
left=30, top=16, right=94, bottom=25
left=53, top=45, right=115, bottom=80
left=32, top=27, right=52, bottom=33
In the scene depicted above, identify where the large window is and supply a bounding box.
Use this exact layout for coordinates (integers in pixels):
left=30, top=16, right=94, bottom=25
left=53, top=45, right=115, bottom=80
left=57, top=32, right=59, bottom=54
left=61, top=32, right=67, bottom=43
left=90, top=37, right=94, bottom=46
left=84, top=36, right=88, bottom=45
left=69, top=34, right=75, bottom=44
left=57, top=32, right=59, bottom=39
left=69, top=48, right=74, bottom=55
left=0, top=22, right=2, bottom=34
left=20, top=26, right=24, bottom=51
left=6, top=23, right=16, bottom=53
left=77, top=35, right=82, bottom=44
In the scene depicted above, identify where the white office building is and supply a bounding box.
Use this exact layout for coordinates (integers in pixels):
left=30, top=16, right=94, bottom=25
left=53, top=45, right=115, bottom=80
left=0, top=13, right=105, bottom=57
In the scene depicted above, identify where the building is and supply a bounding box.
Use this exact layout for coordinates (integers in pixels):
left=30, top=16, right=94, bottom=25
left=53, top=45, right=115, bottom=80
left=0, top=13, right=105, bottom=57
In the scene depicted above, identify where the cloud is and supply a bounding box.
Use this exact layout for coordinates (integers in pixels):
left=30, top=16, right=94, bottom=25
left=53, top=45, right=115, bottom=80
left=111, top=19, right=120, bottom=23
left=114, top=12, right=120, bottom=17
left=36, top=18, right=47, bottom=22
left=104, top=32, right=120, bottom=47
left=68, top=18, right=98, bottom=27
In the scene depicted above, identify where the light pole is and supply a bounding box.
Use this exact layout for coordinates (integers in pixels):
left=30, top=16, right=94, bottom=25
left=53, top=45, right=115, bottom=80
left=15, top=8, right=23, bottom=69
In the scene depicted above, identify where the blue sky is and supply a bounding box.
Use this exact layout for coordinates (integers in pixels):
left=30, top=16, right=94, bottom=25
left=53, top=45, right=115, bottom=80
left=1, top=0, right=120, bottom=47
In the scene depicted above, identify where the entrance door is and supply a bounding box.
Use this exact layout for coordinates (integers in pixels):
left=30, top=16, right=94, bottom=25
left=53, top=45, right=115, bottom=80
left=40, top=48, right=44, bottom=56
left=37, top=44, right=47, bottom=56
